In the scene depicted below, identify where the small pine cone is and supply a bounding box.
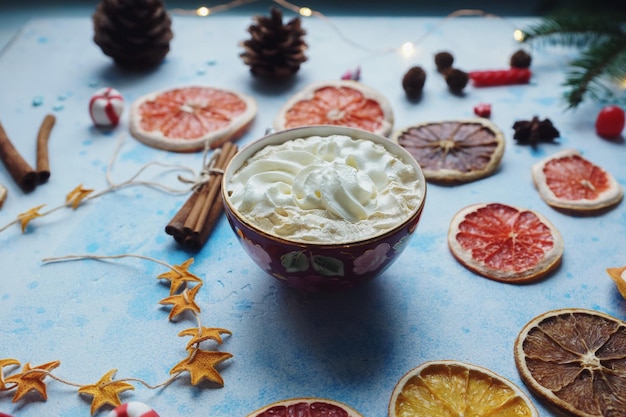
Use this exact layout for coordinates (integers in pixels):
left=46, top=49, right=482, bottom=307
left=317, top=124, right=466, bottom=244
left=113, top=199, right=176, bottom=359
left=93, top=0, right=173, bottom=69
left=402, top=66, right=426, bottom=98
left=510, top=49, right=532, bottom=69
left=444, top=68, right=469, bottom=93
left=434, top=51, right=454, bottom=73
left=240, top=7, right=308, bottom=79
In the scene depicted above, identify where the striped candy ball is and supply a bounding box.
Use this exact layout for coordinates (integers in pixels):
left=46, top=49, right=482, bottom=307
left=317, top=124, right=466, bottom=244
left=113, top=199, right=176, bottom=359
left=89, top=87, right=124, bottom=127
left=106, top=402, right=160, bottom=417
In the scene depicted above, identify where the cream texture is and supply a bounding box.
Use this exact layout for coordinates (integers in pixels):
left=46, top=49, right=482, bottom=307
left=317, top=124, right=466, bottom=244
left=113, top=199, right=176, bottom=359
left=227, top=135, right=422, bottom=243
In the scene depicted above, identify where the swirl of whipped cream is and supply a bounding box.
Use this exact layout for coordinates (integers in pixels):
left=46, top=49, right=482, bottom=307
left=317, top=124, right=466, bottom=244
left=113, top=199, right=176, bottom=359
left=227, top=135, right=421, bottom=243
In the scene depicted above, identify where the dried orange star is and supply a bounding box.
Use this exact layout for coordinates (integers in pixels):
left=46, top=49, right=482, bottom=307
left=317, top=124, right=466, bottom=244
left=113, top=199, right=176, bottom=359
left=170, top=349, right=232, bottom=386
left=17, top=204, right=45, bottom=233
left=4, top=360, right=60, bottom=402
left=157, top=258, right=203, bottom=294
left=159, top=283, right=202, bottom=320
left=178, top=327, right=232, bottom=349
left=66, top=184, right=94, bottom=209
left=0, top=358, right=21, bottom=390
left=78, top=369, right=134, bottom=416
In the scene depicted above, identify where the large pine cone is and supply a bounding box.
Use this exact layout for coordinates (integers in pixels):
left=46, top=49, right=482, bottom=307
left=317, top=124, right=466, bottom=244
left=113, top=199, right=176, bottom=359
left=240, top=7, right=307, bottom=79
left=93, top=0, right=174, bottom=69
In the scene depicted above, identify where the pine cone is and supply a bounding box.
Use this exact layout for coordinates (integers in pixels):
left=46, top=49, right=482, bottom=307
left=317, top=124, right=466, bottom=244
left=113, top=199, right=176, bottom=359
left=240, top=7, right=307, bottom=79
left=93, top=0, right=173, bottom=69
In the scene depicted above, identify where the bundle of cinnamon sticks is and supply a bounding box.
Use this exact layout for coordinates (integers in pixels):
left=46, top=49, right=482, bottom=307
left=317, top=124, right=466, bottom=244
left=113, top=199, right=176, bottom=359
left=165, top=142, right=238, bottom=250
left=0, top=115, right=55, bottom=193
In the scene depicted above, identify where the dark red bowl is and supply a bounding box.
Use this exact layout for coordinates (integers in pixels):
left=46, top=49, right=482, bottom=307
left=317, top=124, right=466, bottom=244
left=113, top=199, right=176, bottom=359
left=222, top=126, right=427, bottom=293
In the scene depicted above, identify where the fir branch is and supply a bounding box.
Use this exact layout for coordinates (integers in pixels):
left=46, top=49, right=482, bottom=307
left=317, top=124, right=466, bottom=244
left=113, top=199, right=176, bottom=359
left=521, top=13, right=626, bottom=108
left=522, top=16, right=623, bottom=48
left=563, top=37, right=626, bottom=108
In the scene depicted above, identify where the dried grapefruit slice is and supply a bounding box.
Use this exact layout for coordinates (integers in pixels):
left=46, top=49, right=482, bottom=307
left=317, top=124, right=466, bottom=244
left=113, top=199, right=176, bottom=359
left=514, top=308, right=626, bottom=417
left=246, top=398, right=364, bottom=417
left=129, top=86, right=257, bottom=152
left=389, top=360, right=539, bottom=417
left=392, top=118, right=505, bottom=183
left=532, top=149, right=623, bottom=213
left=448, top=203, right=563, bottom=283
left=273, top=80, right=394, bottom=136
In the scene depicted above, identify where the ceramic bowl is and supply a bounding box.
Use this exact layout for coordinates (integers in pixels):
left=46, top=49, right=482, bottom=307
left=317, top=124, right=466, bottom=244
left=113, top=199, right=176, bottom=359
left=221, top=125, right=427, bottom=293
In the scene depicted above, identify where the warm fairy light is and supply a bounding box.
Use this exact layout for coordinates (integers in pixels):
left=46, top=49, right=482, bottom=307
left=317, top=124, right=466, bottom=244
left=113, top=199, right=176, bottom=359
left=299, top=7, right=312, bottom=17
left=196, top=6, right=211, bottom=16
left=513, top=29, right=525, bottom=42
left=400, top=42, right=415, bottom=58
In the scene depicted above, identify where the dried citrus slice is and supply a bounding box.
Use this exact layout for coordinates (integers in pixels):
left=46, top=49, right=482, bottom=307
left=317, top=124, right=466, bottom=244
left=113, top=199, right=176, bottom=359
left=129, top=86, right=257, bottom=152
left=514, top=308, right=626, bottom=417
left=607, top=266, right=626, bottom=299
left=389, top=360, right=539, bottom=417
left=273, top=80, right=394, bottom=136
left=448, top=203, right=563, bottom=283
left=392, top=118, right=505, bottom=183
left=246, top=398, right=364, bottom=417
left=532, top=148, right=623, bottom=213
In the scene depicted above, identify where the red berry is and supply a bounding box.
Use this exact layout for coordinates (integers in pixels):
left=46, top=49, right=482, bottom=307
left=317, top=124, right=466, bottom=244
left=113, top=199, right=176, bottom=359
left=595, top=105, right=625, bottom=138
left=473, top=103, right=491, bottom=117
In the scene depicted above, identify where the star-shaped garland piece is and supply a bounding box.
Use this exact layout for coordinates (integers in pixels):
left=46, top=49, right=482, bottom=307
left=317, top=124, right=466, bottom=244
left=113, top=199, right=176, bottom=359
left=179, top=327, right=232, bottom=349
left=4, top=360, right=60, bottom=402
left=170, top=349, right=233, bottom=387
left=17, top=205, right=45, bottom=233
left=66, top=184, right=94, bottom=209
left=159, top=283, right=202, bottom=320
left=157, top=258, right=203, bottom=294
left=78, top=369, right=134, bottom=416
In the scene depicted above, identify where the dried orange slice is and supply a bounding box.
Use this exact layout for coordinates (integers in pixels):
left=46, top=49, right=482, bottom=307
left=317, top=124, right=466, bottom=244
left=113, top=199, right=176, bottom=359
left=448, top=203, right=563, bottom=283
left=273, top=80, right=394, bottom=136
left=246, top=398, right=364, bottom=417
left=129, top=86, right=257, bottom=152
left=389, top=360, right=539, bottom=417
left=532, top=149, right=623, bottom=213
left=392, top=118, right=505, bottom=183
left=607, top=266, right=626, bottom=299
left=514, top=308, right=626, bottom=417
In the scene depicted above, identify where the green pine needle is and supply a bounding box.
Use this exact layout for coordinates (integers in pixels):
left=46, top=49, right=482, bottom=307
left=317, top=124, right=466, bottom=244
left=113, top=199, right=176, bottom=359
left=521, top=14, right=626, bottom=109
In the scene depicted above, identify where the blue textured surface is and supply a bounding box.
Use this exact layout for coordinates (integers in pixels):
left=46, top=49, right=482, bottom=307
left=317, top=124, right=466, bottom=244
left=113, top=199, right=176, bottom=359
left=0, top=13, right=625, bottom=417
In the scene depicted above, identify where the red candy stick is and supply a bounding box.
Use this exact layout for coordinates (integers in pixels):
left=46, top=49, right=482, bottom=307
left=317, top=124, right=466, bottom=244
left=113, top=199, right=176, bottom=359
left=469, top=68, right=532, bottom=87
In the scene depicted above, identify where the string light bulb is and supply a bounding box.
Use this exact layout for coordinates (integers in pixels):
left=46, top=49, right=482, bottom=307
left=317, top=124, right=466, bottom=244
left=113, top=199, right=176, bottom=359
left=196, top=6, right=211, bottom=16
left=400, top=42, right=416, bottom=58
left=513, top=29, right=525, bottom=42
left=299, top=7, right=312, bottom=17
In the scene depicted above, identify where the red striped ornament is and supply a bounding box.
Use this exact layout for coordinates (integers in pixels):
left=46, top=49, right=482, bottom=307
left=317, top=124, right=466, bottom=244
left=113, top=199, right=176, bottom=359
left=89, top=87, right=124, bottom=127
left=469, top=68, right=531, bottom=87
left=106, top=402, right=160, bottom=417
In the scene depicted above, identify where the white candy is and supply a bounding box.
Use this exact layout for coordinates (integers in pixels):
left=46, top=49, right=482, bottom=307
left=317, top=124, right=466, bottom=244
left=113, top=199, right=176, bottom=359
left=105, top=401, right=160, bottom=417
left=89, top=87, right=124, bottom=127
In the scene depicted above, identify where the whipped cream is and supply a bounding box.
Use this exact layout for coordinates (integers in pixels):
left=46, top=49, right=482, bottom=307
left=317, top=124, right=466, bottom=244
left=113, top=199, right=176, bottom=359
left=227, top=134, right=422, bottom=243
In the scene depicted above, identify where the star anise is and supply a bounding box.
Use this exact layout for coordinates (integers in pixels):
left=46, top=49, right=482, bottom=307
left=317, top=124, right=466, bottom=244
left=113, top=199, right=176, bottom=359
left=512, top=116, right=560, bottom=145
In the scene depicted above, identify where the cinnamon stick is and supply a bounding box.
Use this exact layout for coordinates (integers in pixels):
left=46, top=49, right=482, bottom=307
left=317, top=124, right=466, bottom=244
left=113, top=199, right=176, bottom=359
left=36, top=114, right=55, bottom=184
left=166, top=141, right=238, bottom=250
left=165, top=189, right=201, bottom=239
left=0, top=120, right=38, bottom=192
left=183, top=142, right=235, bottom=235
